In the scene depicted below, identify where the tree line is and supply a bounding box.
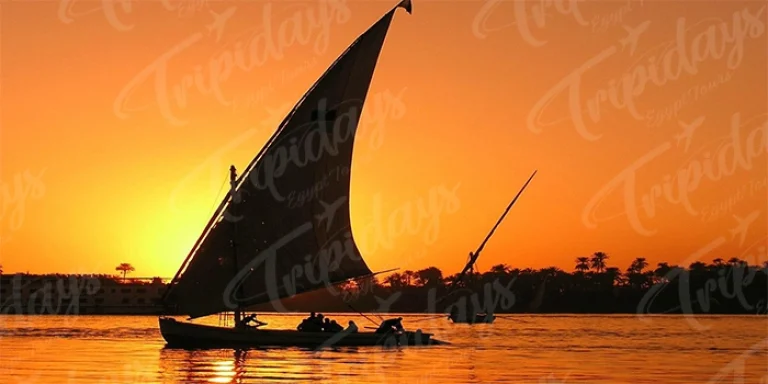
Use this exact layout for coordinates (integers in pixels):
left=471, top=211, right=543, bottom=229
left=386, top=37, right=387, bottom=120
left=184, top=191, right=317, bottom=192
left=255, top=252, right=768, bottom=314
left=5, top=253, right=768, bottom=315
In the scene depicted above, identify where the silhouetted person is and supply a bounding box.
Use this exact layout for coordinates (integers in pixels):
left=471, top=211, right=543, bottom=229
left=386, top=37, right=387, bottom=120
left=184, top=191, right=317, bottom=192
left=298, top=318, right=321, bottom=332
left=328, top=320, right=343, bottom=332
left=242, top=314, right=266, bottom=328
left=298, top=312, right=321, bottom=332
left=394, top=317, right=404, bottom=332
left=376, top=317, right=404, bottom=334
left=346, top=320, right=358, bottom=333
left=323, top=317, right=332, bottom=332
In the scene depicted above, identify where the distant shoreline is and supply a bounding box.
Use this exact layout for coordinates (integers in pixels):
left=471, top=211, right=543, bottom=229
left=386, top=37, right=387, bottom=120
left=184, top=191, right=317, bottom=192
left=3, top=258, right=768, bottom=317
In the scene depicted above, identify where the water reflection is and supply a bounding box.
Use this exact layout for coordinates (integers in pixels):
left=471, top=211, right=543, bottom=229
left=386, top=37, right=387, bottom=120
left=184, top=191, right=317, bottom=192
left=159, top=348, right=248, bottom=384
left=3, top=315, right=768, bottom=383
left=208, top=349, right=247, bottom=384
left=465, top=352, right=478, bottom=383
left=160, top=347, right=340, bottom=383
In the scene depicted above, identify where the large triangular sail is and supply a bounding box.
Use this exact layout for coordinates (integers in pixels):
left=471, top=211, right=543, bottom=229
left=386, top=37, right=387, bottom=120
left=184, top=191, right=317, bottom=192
left=164, top=1, right=412, bottom=320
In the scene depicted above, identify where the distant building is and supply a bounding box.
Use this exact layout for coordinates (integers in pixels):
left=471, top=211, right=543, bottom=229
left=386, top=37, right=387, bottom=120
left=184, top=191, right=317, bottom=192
left=0, top=274, right=172, bottom=315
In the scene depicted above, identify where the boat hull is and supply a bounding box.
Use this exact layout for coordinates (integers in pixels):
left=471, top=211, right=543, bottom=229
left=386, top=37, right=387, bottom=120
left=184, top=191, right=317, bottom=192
left=449, top=313, right=495, bottom=324
left=159, top=317, right=439, bottom=348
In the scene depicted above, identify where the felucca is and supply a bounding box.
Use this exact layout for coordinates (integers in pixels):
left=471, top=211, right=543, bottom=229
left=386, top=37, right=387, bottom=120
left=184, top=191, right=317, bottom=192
left=158, top=0, right=444, bottom=348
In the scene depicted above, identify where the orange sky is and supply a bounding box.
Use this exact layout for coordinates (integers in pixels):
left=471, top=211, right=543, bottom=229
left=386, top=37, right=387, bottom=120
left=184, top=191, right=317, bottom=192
left=1, top=0, right=766, bottom=278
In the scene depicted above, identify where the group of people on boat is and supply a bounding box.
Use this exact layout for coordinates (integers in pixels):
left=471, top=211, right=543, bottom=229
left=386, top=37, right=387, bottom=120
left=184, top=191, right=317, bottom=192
left=297, top=312, right=356, bottom=333
left=295, top=313, right=408, bottom=335
left=234, top=311, right=408, bottom=335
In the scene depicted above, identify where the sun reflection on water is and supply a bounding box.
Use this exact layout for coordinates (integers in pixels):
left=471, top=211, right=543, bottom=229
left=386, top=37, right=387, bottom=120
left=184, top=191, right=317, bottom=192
left=2, top=315, right=767, bottom=383
left=208, top=358, right=237, bottom=383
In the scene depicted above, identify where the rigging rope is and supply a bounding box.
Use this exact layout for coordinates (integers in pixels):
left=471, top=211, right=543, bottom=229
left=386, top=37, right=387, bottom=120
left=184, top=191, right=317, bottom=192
left=344, top=301, right=381, bottom=327
left=330, top=269, right=393, bottom=324
left=208, top=174, right=229, bottom=222
left=494, top=316, right=529, bottom=323
left=408, top=314, right=448, bottom=323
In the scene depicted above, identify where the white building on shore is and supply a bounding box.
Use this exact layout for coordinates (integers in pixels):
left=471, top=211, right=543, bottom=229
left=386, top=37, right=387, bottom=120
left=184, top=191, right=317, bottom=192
left=0, top=274, right=169, bottom=315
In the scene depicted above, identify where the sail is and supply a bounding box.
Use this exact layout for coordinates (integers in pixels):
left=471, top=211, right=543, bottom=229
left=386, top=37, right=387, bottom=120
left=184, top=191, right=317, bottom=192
left=164, top=2, right=410, bottom=320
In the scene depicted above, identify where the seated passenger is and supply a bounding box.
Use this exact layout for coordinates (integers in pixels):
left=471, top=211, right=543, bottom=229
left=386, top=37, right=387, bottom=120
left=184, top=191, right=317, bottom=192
left=323, top=318, right=332, bottom=332
left=346, top=320, right=358, bottom=333
left=298, top=312, right=321, bottom=332
left=244, top=314, right=266, bottom=328
left=314, top=314, right=325, bottom=329
left=328, top=320, right=344, bottom=333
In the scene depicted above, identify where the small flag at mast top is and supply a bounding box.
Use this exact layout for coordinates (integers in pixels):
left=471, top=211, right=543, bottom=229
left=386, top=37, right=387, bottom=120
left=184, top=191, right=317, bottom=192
left=397, top=0, right=413, bottom=14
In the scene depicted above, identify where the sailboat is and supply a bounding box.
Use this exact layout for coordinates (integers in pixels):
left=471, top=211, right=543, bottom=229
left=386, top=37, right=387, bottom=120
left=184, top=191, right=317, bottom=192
left=445, top=171, right=537, bottom=324
left=158, top=0, right=441, bottom=348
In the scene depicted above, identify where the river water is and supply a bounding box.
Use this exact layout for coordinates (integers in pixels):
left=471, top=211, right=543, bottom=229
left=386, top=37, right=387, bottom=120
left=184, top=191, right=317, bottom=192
left=0, top=314, right=766, bottom=383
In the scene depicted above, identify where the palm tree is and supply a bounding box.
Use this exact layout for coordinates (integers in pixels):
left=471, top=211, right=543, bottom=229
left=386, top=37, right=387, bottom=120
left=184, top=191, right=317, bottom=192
left=415, top=267, right=443, bottom=287
left=629, top=257, right=648, bottom=274
left=384, top=273, right=405, bottom=288
left=574, top=257, right=590, bottom=273
left=626, top=258, right=649, bottom=288
left=540, top=266, right=561, bottom=279
left=489, top=264, right=511, bottom=274
left=689, top=261, right=707, bottom=272
left=654, top=262, right=672, bottom=283
left=590, top=252, right=609, bottom=273
left=605, top=267, right=623, bottom=286
left=115, top=263, right=135, bottom=282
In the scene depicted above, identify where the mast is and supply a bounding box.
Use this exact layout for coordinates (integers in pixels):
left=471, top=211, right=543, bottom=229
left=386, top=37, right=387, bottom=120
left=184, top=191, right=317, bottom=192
left=229, top=165, right=243, bottom=326
left=448, top=170, right=537, bottom=290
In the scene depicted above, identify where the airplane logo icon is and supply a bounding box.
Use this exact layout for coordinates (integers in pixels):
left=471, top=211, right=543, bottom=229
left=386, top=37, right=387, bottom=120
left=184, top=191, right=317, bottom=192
left=315, top=196, right=347, bottom=231
left=619, top=20, right=651, bottom=56
left=262, top=103, right=293, bottom=129
left=206, top=6, right=237, bottom=43
left=730, top=210, right=760, bottom=247
left=374, top=291, right=402, bottom=312
left=675, top=116, right=705, bottom=152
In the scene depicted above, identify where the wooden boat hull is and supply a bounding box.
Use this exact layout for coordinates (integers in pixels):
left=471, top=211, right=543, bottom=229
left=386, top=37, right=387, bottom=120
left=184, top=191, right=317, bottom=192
left=159, top=317, right=439, bottom=348
left=449, top=313, right=495, bottom=324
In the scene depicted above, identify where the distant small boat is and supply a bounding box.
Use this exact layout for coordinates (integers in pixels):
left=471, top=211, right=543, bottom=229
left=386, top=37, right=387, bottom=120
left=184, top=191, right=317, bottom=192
left=443, top=172, right=536, bottom=325
left=448, top=312, right=495, bottom=324
left=157, top=0, right=441, bottom=349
